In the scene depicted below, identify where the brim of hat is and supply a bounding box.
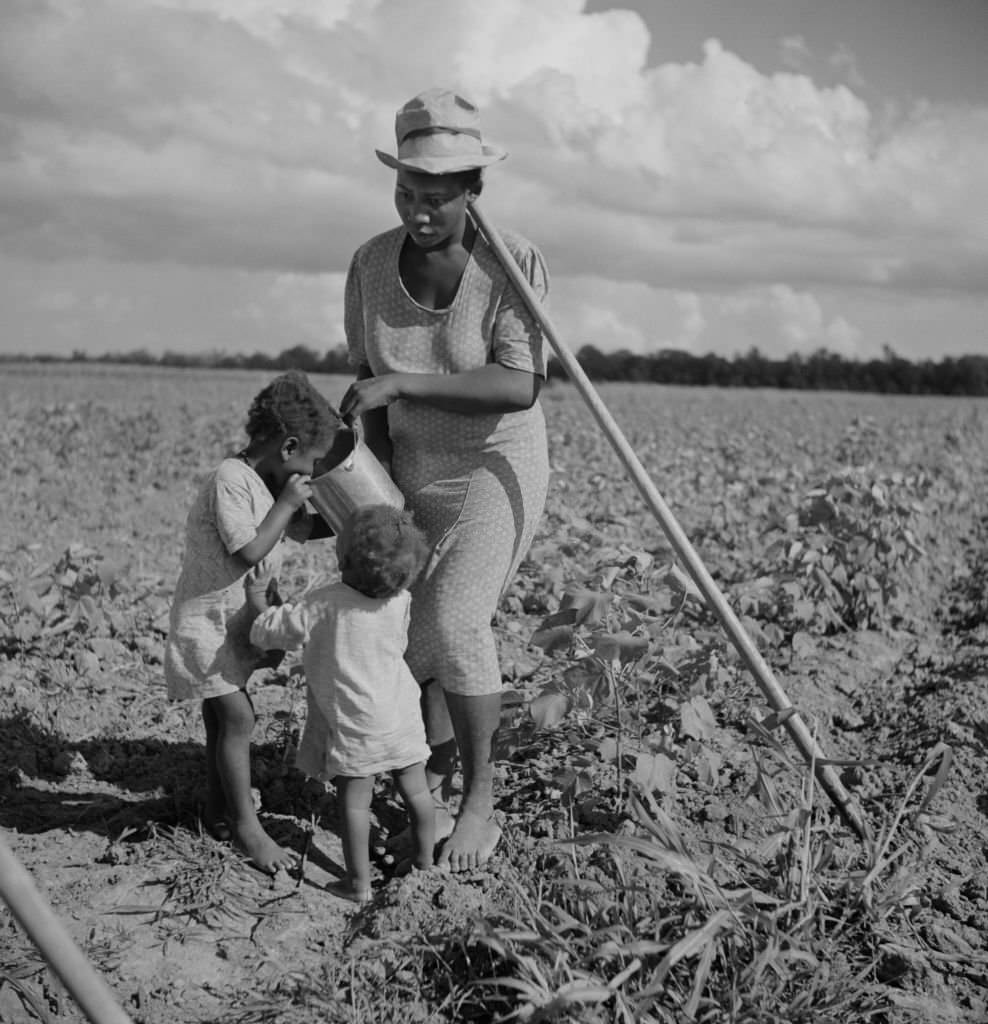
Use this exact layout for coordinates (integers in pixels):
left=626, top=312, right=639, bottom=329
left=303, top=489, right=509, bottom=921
left=375, top=146, right=507, bottom=175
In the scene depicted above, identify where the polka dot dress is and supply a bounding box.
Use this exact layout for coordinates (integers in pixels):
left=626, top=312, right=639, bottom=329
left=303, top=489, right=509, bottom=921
left=345, top=226, right=550, bottom=696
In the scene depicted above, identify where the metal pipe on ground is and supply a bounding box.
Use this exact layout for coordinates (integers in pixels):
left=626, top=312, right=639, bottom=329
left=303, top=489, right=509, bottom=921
left=470, top=202, right=869, bottom=841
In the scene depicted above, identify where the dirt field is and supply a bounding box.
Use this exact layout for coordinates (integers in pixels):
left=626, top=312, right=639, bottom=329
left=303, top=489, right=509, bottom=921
left=1, top=363, right=986, bottom=1023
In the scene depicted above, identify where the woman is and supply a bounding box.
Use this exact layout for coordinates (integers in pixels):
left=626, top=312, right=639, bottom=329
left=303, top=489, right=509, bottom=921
left=339, top=88, right=550, bottom=872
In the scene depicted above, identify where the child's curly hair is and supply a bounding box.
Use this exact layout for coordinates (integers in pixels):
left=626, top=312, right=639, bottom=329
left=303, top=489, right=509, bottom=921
left=245, top=370, right=341, bottom=450
left=339, top=505, right=429, bottom=600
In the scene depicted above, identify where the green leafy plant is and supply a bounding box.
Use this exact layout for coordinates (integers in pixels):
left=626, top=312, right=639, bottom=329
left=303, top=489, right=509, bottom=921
left=739, top=470, right=932, bottom=641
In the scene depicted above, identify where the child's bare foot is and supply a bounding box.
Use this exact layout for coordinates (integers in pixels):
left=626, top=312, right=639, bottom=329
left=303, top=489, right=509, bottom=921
left=436, top=810, right=501, bottom=873
left=231, top=822, right=298, bottom=875
left=202, top=814, right=232, bottom=843
left=326, top=879, right=372, bottom=904
left=392, top=851, right=438, bottom=877
left=380, top=805, right=454, bottom=864
left=202, top=792, right=230, bottom=841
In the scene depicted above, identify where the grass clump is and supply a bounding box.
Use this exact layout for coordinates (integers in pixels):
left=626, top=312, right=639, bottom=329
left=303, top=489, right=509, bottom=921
left=426, top=754, right=959, bottom=1024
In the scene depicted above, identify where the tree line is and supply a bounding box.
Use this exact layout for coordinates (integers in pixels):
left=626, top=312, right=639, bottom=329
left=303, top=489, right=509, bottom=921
left=561, top=344, right=988, bottom=395
left=6, top=343, right=988, bottom=395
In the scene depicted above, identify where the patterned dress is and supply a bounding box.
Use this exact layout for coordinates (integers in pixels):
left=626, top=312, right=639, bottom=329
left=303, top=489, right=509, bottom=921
left=344, top=226, right=550, bottom=696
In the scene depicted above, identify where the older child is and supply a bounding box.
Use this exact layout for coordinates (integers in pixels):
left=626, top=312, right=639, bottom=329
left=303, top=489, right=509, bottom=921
left=165, top=370, right=340, bottom=874
left=249, top=505, right=433, bottom=904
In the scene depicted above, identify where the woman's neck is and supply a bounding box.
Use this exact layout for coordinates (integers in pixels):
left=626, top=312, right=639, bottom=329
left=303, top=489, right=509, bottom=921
left=399, top=219, right=476, bottom=310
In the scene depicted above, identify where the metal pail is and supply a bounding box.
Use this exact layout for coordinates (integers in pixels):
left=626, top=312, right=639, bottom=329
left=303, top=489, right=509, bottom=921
left=308, top=427, right=404, bottom=534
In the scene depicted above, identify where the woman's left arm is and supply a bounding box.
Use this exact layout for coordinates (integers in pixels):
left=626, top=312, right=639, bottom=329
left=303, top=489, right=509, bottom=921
left=341, top=364, right=541, bottom=419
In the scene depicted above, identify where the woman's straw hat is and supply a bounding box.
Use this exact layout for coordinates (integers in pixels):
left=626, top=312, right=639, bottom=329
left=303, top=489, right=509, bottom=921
left=375, top=88, right=507, bottom=175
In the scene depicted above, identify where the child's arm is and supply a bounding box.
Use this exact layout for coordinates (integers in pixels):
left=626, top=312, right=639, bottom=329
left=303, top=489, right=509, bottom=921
left=244, top=574, right=282, bottom=621
left=244, top=568, right=287, bottom=672
left=237, top=473, right=312, bottom=567
left=249, top=599, right=310, bottom=653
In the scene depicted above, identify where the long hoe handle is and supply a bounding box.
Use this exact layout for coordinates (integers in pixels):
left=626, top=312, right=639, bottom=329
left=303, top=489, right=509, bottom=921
left=0, top=831, right=134, bottom=1024
left=470, top=203, right=868, bottom=841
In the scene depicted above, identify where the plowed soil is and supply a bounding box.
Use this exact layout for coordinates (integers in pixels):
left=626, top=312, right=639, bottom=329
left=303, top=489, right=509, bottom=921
left=1, top=364, right=986, bottom=1023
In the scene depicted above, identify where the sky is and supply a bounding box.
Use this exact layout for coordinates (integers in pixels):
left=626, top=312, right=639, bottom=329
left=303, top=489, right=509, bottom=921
left=1, top=0, right=987, bottom=363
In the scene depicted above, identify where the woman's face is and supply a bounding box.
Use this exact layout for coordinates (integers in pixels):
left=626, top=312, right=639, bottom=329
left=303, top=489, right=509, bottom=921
left=394, top=169, right=475, bottom=251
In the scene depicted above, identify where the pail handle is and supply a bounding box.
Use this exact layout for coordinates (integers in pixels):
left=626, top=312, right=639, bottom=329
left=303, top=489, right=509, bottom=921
left=341, top=419, right=360, bottom=472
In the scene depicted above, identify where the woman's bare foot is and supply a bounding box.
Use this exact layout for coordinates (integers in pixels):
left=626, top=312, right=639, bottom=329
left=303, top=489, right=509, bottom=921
left=231, top=822, right=298, bottom=875
left=326, top=879, right=372, bottom=904
left=436, top=809, right=501, bottom=873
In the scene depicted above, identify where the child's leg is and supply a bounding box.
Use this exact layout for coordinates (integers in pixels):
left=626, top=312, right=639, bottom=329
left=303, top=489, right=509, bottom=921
left=208, top=690, right=297, bottom=874
left=392, top=761, right=436, bottom=872
left=329, top=775, right=375, bottom=902
left=381, top=682, right=455, bottom=859
left=200, top=699, right=229, bottom=838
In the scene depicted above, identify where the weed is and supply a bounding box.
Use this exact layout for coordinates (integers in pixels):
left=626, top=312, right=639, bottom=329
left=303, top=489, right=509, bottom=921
left=107, top=824, right=282, bottom=942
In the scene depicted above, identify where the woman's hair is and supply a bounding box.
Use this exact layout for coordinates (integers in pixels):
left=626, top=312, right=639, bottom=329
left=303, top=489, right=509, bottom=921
left=452, top=168, right=484, bottom=196
left=245, top=370, right=341, bottom=450
left=339, top=505, right=429, bottom=600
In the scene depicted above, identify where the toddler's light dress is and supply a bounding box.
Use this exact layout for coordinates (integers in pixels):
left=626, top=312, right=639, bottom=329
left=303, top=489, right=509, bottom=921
left=344, top=226, right=550, bottom=697
left=165, top=457, right=295, bottom=700
left=249, top=582, right=430, bottom=779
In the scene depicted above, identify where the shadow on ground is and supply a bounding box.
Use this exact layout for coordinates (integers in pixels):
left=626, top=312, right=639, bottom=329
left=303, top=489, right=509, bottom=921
left=0, top=711, right=410, bottom=877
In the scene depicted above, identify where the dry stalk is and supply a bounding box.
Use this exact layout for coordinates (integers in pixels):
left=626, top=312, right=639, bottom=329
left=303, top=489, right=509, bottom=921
left=859, top=742, right=953, bottom=898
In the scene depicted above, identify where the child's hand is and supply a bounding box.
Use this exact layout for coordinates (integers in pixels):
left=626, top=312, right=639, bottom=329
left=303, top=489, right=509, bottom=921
left=244, top=574, right=281, bottom=618
left=279, top=472, right=312, bottom=510
left=244, top=580, right=269, bottom=619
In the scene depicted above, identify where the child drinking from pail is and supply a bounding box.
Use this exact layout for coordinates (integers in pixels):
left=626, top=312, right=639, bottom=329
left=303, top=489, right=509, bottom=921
left=249, top=504, right=434, bottom=903
left=164, top=370, right=340, bottom=874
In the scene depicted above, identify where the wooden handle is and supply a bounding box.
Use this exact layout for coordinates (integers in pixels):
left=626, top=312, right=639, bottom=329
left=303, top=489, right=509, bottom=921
left=0, top=832, right=134, bottom=1024
left=470, top=201, right=868, bottom=840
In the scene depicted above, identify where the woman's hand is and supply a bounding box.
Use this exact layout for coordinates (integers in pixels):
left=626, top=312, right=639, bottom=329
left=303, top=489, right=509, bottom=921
left=340, top=374, right=404, bottom=422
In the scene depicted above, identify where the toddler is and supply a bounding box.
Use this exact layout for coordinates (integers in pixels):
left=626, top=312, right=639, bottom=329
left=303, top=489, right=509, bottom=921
left=249, top=504, right=434, bottom=903
left=164, top=370, right=340, bottom=874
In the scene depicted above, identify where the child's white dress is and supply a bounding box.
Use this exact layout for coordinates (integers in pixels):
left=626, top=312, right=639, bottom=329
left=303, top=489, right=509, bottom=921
left=165, top=458, right=292, bottom=700
left=249, top=582, right=429, bottom=780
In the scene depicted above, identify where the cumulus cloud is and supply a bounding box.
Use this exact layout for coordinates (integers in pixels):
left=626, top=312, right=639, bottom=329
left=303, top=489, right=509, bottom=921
left=829, top=44, right=866, bottom=91
left=549, top=277, right=704, bottom=355
left=544, top=278, right=866, bottom=361
left=0, top=0, right=986, bottom=360
left=717, top=285, right=864, bottom=358
left=517, top=271, right=982, bottom=363
left=780, top=35, right=812, bottom=73
left=0, top=251, right=346, bottom=355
